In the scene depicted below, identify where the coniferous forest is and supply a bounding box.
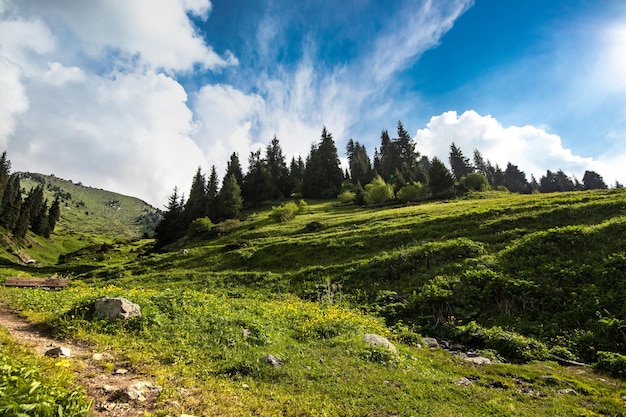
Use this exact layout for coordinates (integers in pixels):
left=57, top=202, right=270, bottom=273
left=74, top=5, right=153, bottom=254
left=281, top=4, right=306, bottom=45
left=156, top=122, right=616, bottom=248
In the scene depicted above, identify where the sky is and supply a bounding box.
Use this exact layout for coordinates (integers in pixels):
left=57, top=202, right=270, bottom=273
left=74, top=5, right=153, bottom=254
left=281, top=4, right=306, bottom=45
left=1, top=0, right=625, bottom=207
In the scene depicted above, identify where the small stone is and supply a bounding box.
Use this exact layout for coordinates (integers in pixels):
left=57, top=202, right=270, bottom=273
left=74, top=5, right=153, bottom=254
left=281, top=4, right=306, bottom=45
left=422, top=337, right=440, bottom=348
left=180, top=414, right=197, bottom=417
left=454, top=377, right=474, bottom=386
left=101, top=384, right=115, bottom=393
left=242, top=383, right=249, bottom=389
left=45, top=347, right=71, bottom=358
left=557, top=388, right=577, bottom=395
left=94, top=297, right=141, bottom=320
left=114, top=368, right=128, bottom=375
left=260, top=354, right=284, bottom=367
left=464, top=356, right=492, bottom=365
left=92, top=352, right=114, bottom=361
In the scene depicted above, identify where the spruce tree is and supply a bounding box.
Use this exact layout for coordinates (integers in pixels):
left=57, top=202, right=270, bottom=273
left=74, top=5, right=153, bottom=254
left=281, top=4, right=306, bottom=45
left=183, top=167, right=207, bottom=227
left=448, top=142, right=473, bottom=182
left=0, top=151, right=11, bottom=206
left=502, top=163, right=530, bottom=193
left=582, top=170, right=608, bottom=190
left=346, top=139, right=373, bottom=186
left=289, top=156, right=305, bottom=195
left=219, top=174, right=243, bottom=219
left=428, top=157, right=455, bottom=198
left=206, top=165, right=219, bottom=221
left=242, top=149, right=272, bottom=205
left=302, top=127, right=344, bottom=198
left=226, top=152, right=244, bottom=187
left=48, top=196, right=61, bottom=233
left=31, top=198, right=50, bottom=236
left=0, top=174, right=21, bottom=231
left=265, top=136, right=291, bottom=198
left=155, top=187, right=185, bottom=249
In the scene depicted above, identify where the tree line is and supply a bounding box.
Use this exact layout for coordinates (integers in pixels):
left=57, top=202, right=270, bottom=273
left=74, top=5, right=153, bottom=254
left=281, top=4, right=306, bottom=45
left=0, top=152, right=61, bottom=239
left=156, top=122, right=617, bottom=248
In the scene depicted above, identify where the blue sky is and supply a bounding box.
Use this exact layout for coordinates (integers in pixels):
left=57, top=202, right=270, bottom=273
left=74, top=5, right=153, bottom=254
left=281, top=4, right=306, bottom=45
left=1, top=0, right=625, bottom=206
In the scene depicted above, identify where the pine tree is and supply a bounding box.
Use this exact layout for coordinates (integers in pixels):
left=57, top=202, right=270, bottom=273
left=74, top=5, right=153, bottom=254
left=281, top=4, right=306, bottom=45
left=396, top=121, right=418, bottom=169
left=155, top=187, right=185, bottom=249
left=265, top=136, right=291, bottom=198
left=242, top=149, right=272, bottom=205
left=289, top=156, right=305, bottom=195
left=502, top=163, right=529, bottom=193
left=428, top=157, right=455, bottom=198
left=0, top=174, right=21, bottom=231
left=206, top=165, right=219, bottom=221
left=219, top=174, right=243, bottom=219
left=378, top=129, right=399, bottom=182
left=582, top=170, right=608, bottom=190
left=346, top=139, right=373, bottom=186
left=0, top=151, right=11, bottom=207
left=183, top=167, right=207, bottom=227
left=12, top=201, right=30, bottom=238
left=31, top=198, right=50, bottom=237
left=48, top=196, right=61, bottom=233
left=448, top=142, right=473, bottom=182
left=226, top=152, right=244, bottom=187
left=302, top=127, right=344, bottom=198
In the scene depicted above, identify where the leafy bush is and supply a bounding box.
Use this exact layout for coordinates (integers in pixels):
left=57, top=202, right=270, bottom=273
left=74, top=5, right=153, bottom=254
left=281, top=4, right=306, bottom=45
left=397, top=182, right=426, bottom=202
left=595, top=351, right=626, bottom=378
left=337, top=191, right=356, bottom=204
left=297, top=199, right=309, bottom=213
left=270, top=202, right=299, bottom=222
left=212, top=219, right=241, bottom=236
left=0, top=352, right=91, bottom=416
left=364, top=176, right=395, bottom=205
left=461, top=173, right=489, bottom=191
left=303, top=221, right=324, bottom=233
left=186, top=217, right=213, bottom=239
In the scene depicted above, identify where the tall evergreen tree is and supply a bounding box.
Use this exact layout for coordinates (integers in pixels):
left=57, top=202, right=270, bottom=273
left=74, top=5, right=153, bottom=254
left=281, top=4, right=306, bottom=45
left=378, top=129, right=399, bottom=182
left=219, top=174, right=243, bottom=219
left=226, top=152, right=244, bottom=187
left=448, top=142, right=473, bottom=182
left=289, top=156, right=305, bottom=195
left=502, top=163, right=530, bottom=193
left=396, top=121, right=418, bottom=168
left=0, top=151, right=11, bottom=207
left=242, top=149, right=272, bottom=205
left=582, top=170, right=608, bottom=190
left=0, top=174, right=21, bottom=231
left=473, top=149, right=492, bottom=185
left=346, top=139, right=373, bottom=186
left=47, top=196, right=61, bottom=233
left=265, top=136, right=291, bottom=198
left=206, top=165, right=219, bottom=221
left=31, top=198, right=50, bottom=237
left=428, top=157, right=455, bottom=198
left=155, top=187, right=185, bottom=249
left=183, top=167, right=207, bottom=227
left=12, top=201, right=30, bottom=238
left=302, top=127, right=344, bottom=198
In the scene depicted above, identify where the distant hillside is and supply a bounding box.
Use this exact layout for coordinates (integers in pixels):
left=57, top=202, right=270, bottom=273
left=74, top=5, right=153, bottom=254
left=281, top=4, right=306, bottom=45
left=19, top=172, right=160, bottom=239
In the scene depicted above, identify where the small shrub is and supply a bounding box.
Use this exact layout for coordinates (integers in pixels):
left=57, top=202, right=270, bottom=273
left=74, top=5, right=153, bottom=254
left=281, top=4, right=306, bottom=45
left=397, top=182, right=425, bottom=202
left=212, top=219, right=241, bottom=236
left=304, top=221, right=324, bottom=233
left=595, top=351, right=626, bottom=378
left=270, top=202, right=299, bottom=222
left=187, top=217, right=213, bottom=239
left=359, top=346, right=398, bottom=365
left=297, top=199, right=309, bottom=213
left=364, top=175, right=395, bottom=205
left=337, top=191, right=356, bottom=204
left=461, top=173, right=489, bottom=191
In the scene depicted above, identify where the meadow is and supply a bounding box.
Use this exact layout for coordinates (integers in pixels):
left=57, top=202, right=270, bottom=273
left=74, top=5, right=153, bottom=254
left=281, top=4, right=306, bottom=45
left=2, top=189, right=626, bottom=415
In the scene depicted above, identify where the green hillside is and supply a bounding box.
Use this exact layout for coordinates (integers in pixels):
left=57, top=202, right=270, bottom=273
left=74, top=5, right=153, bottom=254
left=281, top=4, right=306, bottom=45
left=2, top=189, right=626, bottom=416
left=0, top=173, right=159, bottom=267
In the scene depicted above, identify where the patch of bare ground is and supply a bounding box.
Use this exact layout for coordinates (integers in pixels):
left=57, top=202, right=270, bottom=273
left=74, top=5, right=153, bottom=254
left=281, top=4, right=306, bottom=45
left=0, top=305, right=164, bottom=417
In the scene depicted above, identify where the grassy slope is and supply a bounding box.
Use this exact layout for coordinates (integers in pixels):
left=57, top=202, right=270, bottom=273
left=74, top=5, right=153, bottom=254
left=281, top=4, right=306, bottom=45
left=0, top=173, right=159, bottom=268
left=1, top=189, right=626, bottom=416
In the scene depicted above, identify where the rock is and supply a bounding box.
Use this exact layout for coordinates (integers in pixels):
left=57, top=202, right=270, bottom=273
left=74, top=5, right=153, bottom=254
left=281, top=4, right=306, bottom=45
left=114, top=368, right=129, bottom=375
left=557, top=388, right=577, bottom=395
left=364, top=333, right=397, bottom=354
left=94, top=297, right=141, bottom=320
left=260, top=354, right=284, bottom=367
left=464, top=356, right=492, bottom=365
left=454, top=377, right=474, bottom=386
left=111, top=381, right=162, bottom=403
left=422, top=337, right=440, bottom=348
left=45, top=347, right=71, bottom=358
left=92, top=352, right=114, bottom=361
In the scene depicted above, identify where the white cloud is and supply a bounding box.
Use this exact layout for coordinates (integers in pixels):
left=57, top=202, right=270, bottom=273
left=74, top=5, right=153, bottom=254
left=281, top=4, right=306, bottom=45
left=0, top=57, right=28, bottom=149
left=7, top=0, right=233, bottom=72
left=415, top=110, right=618, bottom=183
left=9, top=70, right=204, bottom=207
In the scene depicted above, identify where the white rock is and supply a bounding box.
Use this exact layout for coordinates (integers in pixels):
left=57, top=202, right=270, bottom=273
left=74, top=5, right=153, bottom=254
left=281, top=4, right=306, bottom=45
left=364, top=334, right=397, bottom=354
left=45, top=347, right=71, bottom=358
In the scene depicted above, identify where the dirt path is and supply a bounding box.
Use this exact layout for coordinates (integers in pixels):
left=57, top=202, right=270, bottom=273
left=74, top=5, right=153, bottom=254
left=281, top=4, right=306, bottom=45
left=0, top=305, right=164, bottom=416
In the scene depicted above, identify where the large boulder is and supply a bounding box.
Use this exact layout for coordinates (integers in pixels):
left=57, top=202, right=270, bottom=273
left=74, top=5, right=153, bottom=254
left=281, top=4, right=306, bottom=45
left=94, top=297, right=141, bottom=320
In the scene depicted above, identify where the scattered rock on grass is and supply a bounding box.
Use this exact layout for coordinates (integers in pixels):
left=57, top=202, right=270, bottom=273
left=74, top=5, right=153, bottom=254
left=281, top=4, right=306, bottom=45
left=94, top=297, right=141, bottom=320
left=45, top=346, right=71, bottom=357
left=364, top=334, right=397, bottom=354
left=260, top=354, right=284, bottom=367
left=422, top=337, right=440, bottom=348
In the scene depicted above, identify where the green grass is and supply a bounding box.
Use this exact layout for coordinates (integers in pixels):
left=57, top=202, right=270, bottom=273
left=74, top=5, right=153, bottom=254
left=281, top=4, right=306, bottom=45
left=2, top=189, right=626, bottom=415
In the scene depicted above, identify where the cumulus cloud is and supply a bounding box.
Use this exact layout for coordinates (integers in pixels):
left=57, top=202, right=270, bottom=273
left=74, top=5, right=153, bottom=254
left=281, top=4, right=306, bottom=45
left=415, top=110, right=618, bottom=184
left=0, top=57, right=29, bottom=149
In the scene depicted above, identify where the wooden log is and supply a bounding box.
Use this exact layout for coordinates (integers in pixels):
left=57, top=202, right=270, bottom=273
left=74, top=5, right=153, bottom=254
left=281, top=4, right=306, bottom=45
left=4, top=277, right=69, bottom=288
